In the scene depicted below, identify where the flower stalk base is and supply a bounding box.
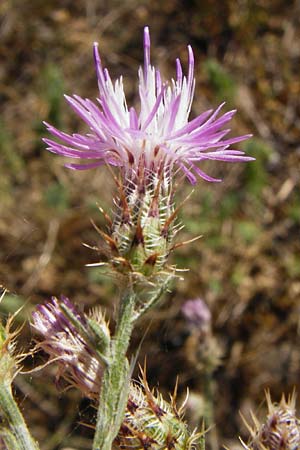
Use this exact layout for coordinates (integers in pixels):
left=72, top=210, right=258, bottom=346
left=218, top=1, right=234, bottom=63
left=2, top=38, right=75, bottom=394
left=92, top=290, right=136, bottom=450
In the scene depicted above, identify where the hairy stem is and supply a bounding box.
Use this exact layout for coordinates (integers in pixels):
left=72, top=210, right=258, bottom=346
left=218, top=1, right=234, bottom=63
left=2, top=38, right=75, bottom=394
left=203, top=372, right=218, bottom=450
left=0, top=383, right=39, bottom=450
left=0, top=429, right=19, bottom=450
left=92, top=290, right=136, bottom=450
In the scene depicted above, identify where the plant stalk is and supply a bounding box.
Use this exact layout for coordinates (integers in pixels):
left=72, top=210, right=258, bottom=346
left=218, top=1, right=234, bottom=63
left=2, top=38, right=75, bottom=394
left=92, top=290, right=136, bottom=450
left=0, top=382, right=39, bottom=450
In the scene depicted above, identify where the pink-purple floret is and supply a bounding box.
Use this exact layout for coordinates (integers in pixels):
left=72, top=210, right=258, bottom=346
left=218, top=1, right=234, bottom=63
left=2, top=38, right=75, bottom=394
left=43, top=26, right=254, bottom=183
left=181, top=298, right=211, bottom=327
left=32, top=296, right=103, bottom=395
left=32, top=295, right=87, bottom=336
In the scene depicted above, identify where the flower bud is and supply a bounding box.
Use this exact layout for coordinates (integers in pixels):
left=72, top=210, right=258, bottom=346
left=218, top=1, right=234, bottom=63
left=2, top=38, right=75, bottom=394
left=242, top=391, right=300, bottom=450
left=32, top=296, right=108, bottom=398
left=115, top=379, right=201, bottom=450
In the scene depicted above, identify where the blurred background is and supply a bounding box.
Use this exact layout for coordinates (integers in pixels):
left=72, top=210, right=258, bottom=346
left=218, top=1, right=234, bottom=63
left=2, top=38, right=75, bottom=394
left=1, top=0, right=300, bottom=449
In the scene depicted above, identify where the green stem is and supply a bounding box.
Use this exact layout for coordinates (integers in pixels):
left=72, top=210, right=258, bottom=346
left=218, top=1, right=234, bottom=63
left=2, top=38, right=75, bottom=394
left=92, top=291, right=136, bottom=450
left=203, top=372, right=218, bottom=450
left=0, top=383, right=39, bottom=450
left=133, top=273, right=173, bottom=321
left=0, top=428, right=19, bottom=450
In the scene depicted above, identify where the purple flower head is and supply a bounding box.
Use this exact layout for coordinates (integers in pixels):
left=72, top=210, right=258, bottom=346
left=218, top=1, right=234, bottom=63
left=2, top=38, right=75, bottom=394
left=32, top=296, right=103, bottom=397
left=181, top=298, right=211, bottom=328
left=44, top=27, right=254, bottom=184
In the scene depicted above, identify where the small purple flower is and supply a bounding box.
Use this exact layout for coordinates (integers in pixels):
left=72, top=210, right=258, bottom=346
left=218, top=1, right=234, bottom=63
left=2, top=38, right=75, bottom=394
left=44, top=27, right=253, bottom=184
left=181, top=298, right=211, bottom=328
left=32, top=296, right=103, bottom=397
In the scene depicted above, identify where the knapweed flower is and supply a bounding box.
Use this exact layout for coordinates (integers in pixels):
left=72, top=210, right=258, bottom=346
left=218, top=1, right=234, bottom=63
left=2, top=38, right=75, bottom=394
left=43, top=28, right=254, bottom=302
left=32, top=296, right=106, bottom=397
left=181, top=298, right=222, bottom=375
left=44, top=26, right=253, bottom=184
left=181, top=298, right=211, bottom=329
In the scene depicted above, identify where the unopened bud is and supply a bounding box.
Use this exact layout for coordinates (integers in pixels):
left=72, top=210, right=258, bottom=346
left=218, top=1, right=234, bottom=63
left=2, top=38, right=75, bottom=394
left=242, top=391, right=300, bottom=450
left=115, top=379, right=201, bottom=450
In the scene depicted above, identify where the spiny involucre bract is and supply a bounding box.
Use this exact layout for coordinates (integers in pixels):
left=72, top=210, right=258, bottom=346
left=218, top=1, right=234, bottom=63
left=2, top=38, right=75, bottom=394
left=115, top=380, right=201, bottom=450
left=241, top=391, right=300, bottom=450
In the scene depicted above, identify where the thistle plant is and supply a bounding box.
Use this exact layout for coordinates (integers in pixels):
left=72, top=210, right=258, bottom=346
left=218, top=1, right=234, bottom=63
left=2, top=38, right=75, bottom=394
left=41, top=27, right=253, bottom=449
left=43, top=25, right=253, bottom=316
left=0, top=26, right=256, bottom=450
